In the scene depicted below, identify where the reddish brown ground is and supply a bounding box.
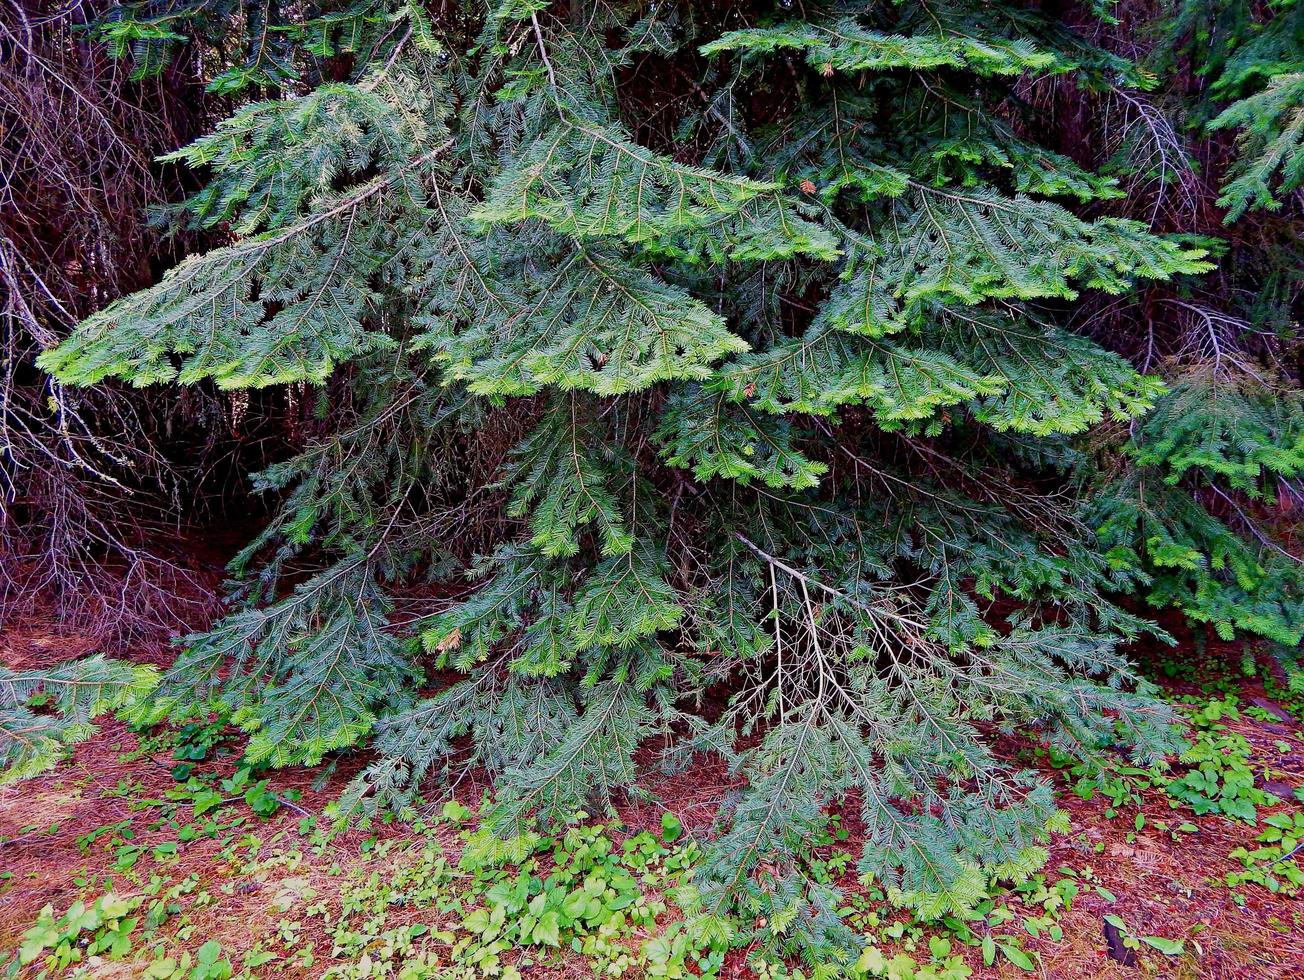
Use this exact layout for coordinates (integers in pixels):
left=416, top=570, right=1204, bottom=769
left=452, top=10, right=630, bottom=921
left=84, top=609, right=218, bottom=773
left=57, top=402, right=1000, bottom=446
left=2, top=612, right=1302, bottom=978
left=1031, top=699, right=1304, bottom=979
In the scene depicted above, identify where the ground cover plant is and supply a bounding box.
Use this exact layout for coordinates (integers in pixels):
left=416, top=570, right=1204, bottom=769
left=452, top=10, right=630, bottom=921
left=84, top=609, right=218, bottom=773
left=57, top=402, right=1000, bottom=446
left=3, top=640, right=1304, bottom=977
left=2, top=0, right=1303, bottom=975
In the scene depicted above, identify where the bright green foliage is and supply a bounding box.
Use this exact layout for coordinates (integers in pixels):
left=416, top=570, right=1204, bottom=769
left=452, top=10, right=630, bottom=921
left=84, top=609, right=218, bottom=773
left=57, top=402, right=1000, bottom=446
left=36, top=60, right=450, bottom=390
left=718, top=307, right=1169, bottom=435
left=16, top=894, right=146, bottom=971
left=1093, top=472, right=1304, bottom=647
left=1093, top=363, right=1304, bottom=647
left=816, top=189, right=1207, bottom=335
left=0, top=657, right=157, bottom=783
left=1132, top=371, right=1304, bottom=496
left=439, top=246, right=748, bottom=397
left=93, top=0, right=436, bottom=91
left=656, top=387, right=826, bottom=489
left=1176, top=0, right=1304, bottom=219
left=1211, top=72, right=1304, bottom=220
left=704, top=14, right=1073, bottom=79
left=1162, top=700, right=1279, bottom=823
left=1229, top=810, right=1304, bottom=896
left=471, top=115, right=837, bottom=263
left=32, top=0, right=1294, bottom=962
left=174, top=570, right=415, bottom=768
left=504, top=398, right=636, bottom=557
left=1058, top=695, right=1290, bottom=832
left=1093, top=0, right=1304, bottom=655
left=165, top=79, right=445, bottom=235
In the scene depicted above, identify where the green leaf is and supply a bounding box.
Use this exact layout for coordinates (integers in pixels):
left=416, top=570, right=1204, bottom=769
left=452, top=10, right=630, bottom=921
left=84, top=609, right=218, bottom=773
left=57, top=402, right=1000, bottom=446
left=661, top=812, right=683, bottom=843
left=1140, top=936, right=1186, bottom=955
left=531, top=909, right=561, bottom=946
left=999, top=943, right=1036, bottom=970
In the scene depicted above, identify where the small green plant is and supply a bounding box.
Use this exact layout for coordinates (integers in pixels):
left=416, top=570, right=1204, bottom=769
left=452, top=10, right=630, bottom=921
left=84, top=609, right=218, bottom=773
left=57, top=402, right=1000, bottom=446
left=143, top=717, right=231, bottom=781
left=1163, top=699, right=1279, bottom=822
left=1227, top=810, right=1304, bottom=896
left=451, top=819, right=718, bottom=978
left=140, top=940, right=233, bottom=980
left=1054, top=696, right=1281, bottom=825
left=15, top=894, right=143, bottom=973
left=1101, top=913, right=1187, bottom=958
left=294, top=811, right=727, bottom=980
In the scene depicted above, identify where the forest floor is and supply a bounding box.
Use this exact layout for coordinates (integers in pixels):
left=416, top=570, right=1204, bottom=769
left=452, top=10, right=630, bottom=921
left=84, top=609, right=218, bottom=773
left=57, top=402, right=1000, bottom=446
left=3, top=603, right=1303, bottom=979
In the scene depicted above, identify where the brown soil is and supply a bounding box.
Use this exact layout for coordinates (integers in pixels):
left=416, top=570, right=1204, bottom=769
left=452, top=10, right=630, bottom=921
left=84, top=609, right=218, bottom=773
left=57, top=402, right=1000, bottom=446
left=2, top=615, right=1302, bottom=979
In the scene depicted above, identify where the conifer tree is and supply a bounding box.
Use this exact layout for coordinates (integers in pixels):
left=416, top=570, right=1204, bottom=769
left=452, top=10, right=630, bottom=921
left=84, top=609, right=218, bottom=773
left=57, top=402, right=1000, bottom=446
left=32, top=0, right=1301, bottom=959
left=1085, top=0, right=1304, bottom=653
left=0, top=658, right=158, bottom=783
